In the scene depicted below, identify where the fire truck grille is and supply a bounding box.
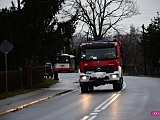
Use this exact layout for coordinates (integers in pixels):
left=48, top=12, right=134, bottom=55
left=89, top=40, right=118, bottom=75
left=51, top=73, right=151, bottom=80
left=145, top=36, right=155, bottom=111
left=84, top=65, right=114, bottom=73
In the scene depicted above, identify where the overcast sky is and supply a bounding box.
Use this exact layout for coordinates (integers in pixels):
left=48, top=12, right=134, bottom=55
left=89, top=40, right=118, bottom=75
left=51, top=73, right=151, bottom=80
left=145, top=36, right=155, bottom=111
left=119, top=0, right=160, bottom=32
left=0, top=0, right=160, bottom=33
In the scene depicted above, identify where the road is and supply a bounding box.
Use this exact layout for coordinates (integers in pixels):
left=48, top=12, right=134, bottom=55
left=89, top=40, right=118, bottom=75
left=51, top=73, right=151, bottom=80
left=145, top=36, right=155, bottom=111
left=0, top=74, right=160, bottom=120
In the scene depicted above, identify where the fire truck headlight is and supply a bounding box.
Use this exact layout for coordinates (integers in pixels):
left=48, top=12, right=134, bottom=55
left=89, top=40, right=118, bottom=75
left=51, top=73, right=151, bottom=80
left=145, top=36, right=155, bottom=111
left=80, top=75, right=90, bottom=80
left=110, top=74, right=119, bottom=79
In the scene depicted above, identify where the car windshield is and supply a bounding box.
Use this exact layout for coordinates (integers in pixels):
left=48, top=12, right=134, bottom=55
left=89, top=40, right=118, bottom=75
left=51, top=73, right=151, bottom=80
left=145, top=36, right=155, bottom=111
left=45, top=64, right=52, bottom=71
left=81, top=47, right=117, bottom=61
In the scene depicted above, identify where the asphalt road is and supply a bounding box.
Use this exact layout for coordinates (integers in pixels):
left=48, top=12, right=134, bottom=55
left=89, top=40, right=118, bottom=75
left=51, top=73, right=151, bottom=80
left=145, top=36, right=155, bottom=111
left=0, top=74, right=160, bottom=120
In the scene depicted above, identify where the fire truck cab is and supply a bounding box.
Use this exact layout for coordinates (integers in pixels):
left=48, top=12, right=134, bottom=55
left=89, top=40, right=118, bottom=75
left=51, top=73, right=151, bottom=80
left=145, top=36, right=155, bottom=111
left=79, top=40, right=123, bottom=93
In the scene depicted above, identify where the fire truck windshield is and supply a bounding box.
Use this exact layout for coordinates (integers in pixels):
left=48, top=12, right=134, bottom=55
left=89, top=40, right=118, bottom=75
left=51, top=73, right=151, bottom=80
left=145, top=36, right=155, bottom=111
left=81, top=47, right=117, bottom=61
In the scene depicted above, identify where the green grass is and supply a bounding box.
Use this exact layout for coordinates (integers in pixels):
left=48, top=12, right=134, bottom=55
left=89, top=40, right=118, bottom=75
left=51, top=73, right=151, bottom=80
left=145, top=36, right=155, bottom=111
left=0, top=78, right=58, bottom=99
left=35, top=78, right=58, bottom=88
left=0, top=89, right=35, bottom=99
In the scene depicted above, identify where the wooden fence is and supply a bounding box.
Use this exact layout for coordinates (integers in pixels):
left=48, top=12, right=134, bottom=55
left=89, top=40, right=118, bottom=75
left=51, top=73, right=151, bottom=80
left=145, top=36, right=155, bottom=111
left=0, top=67, right=43, bottom=93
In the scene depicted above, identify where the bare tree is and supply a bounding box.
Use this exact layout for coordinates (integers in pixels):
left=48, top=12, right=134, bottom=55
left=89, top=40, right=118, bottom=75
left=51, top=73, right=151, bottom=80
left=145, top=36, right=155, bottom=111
left=61, top=0, right=139, bottom=40
left=122, top=25, right=142, bottom=66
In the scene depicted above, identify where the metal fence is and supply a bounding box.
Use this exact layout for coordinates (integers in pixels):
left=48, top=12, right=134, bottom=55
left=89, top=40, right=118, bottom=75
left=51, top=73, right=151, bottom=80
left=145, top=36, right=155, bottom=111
left=124, top=66, right=160, bottom=77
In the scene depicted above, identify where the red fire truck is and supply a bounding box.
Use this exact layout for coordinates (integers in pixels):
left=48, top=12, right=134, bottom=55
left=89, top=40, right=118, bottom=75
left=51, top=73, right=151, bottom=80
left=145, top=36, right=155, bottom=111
left=78, top=40, right=123, bottom=93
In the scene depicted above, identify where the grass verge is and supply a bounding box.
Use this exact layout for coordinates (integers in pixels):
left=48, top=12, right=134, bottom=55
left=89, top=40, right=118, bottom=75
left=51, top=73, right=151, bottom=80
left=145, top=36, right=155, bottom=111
left=0, top=78, right=58, bottom=99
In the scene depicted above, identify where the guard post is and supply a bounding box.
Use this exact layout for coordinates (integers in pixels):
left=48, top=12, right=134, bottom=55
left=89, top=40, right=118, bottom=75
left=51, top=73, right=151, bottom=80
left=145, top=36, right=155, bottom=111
left=54, top=70, right=59, bottom=80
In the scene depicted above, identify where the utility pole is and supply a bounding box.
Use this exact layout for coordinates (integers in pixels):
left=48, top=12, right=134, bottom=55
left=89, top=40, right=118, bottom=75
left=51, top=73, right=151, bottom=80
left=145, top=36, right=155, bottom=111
left=142, top=24, right=147, bottom=75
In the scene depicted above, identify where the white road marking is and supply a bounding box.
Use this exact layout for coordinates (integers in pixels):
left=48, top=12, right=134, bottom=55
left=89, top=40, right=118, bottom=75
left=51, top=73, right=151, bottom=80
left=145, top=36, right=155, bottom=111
left=88, top=116, right=96, bottom=120
left=94, top=94, right=117, bottom=110
left=90, top=113, right=98, bottom=115
left=81, top=116, right=90, bottom=120
left=80, top=82, right=126, bottom=120
left=93, top=109, right=101, bottom=113
left=80, top=93, right=120, bottom=120
left=101, top=94, right=120, bottom=110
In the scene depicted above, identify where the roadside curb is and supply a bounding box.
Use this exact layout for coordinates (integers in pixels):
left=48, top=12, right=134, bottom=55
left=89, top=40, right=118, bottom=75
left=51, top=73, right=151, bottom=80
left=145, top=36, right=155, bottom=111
left=0, top=90, right=72, bottom=116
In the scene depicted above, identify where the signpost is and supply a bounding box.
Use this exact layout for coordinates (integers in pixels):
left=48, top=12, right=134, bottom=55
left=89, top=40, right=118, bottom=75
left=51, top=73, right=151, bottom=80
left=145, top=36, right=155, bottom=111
left=0, top=39, right=14, bottom=93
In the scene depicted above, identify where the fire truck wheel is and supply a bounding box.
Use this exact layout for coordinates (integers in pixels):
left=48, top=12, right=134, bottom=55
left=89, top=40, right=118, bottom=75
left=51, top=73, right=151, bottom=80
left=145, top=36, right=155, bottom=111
left=89, top=85, right=94, bottom=92
left=81, top=85, right=88, bottom=93
left=113, top=83, right=122, bottom=91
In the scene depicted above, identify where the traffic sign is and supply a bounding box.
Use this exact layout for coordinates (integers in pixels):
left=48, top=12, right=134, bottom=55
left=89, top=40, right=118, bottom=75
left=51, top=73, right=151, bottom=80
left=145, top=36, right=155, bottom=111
left=0, top=39, right=14, bottom=54
left=0, top=39, right=14, bottom=94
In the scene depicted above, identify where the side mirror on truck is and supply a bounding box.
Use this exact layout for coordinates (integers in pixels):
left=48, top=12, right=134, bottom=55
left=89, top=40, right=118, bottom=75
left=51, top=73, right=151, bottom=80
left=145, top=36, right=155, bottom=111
left=81, top=54, right=86, bottom=61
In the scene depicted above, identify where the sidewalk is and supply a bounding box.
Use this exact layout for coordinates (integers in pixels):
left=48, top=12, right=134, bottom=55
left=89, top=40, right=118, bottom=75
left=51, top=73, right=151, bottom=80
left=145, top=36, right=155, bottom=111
left=0, top=73, right=80, bottom=116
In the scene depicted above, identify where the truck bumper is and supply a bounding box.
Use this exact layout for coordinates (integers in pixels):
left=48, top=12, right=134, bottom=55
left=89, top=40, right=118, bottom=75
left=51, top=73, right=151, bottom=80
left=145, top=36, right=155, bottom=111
left=79, top=71, right=122, bottom=85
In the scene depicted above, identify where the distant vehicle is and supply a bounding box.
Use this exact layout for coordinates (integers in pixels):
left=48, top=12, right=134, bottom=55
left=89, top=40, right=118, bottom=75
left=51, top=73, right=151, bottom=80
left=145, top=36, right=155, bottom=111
left=78, top=40, right=124, bottom=93
left=44, top=63, right=53, bottom=78
left=54, top=54, right=75, bottom=72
